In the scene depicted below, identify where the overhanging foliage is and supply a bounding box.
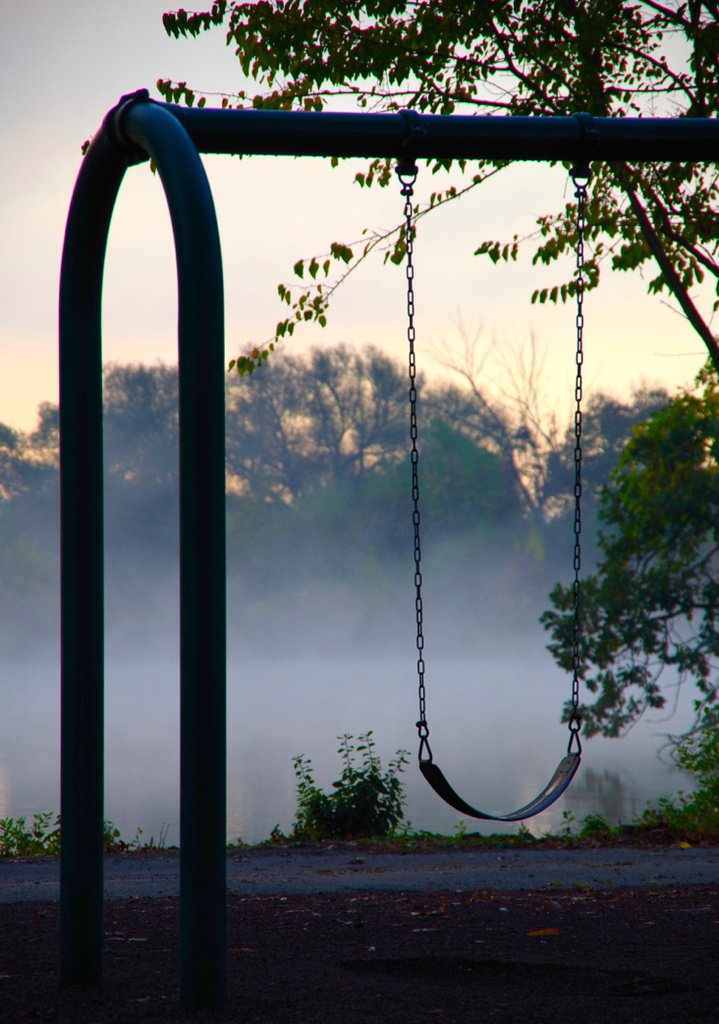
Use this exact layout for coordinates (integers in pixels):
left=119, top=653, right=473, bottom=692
left=543, top=363, right=719, bottom=741
left=159, top=1, right=719, bottom=369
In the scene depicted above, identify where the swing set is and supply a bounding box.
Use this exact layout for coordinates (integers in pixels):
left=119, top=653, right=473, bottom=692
left=59, top=89, right=719, bottom=1006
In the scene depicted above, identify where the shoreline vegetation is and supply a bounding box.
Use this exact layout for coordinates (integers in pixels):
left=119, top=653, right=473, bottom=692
left=4, top=727, right=719, bottom=856
left=2, top=802, right=717, bottom=860
left=4, top=711, right=712, bottom=858
left=4, top=708, right=711, bottom=857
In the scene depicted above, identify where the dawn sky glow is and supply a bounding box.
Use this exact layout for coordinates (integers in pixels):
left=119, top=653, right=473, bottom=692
left=1, top=0, right=711, bottom=433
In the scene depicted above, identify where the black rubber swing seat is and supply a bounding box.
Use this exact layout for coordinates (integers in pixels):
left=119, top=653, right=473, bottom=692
left=419, top=752, right=581, bottom=822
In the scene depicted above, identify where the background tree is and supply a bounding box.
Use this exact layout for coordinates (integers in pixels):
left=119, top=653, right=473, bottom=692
left=430, top=328, right=668, bottom=531
left=542, top=363, right=719, bottom=744
left=0, top=346, right=674, bottom=656
left=160, top=0, right=719, bottom=370
left=0, top=406, right=58, bottom=504
left=103, top=362, right=180, bottom=555
left=225, top=344, right=408, bottom=503
left=0, top=409, right=59, bottom=651
left=224, top=343, right=524, bottom=592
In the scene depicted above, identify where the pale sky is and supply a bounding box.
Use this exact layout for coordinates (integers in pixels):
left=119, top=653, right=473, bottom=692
left=1, top=0, right=712, bottom=433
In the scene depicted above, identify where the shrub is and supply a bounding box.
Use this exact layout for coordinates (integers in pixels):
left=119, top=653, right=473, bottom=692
left=0, top=813, right=132, bottom=857
left=631, top=726, right=719, bottom=834
left=653, top=726, right=719, bottom=831
left=0, top=813, right=61, bottom=857
left=293, top=732, right=409, bottom=839
left=578, top=812, right=612, bottom=838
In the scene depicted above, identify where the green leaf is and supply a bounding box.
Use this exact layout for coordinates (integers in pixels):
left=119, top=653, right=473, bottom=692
left=330, top=243, right=353, bottom=264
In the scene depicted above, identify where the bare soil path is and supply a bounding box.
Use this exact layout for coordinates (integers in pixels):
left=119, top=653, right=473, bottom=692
left=1, top=845, right=718, bottom=1022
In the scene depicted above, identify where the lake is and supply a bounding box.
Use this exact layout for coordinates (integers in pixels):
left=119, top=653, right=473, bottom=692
left=0, top=650, right=696, bottom=846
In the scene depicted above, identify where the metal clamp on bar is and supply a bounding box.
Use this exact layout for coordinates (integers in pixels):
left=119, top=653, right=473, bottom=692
left=570, top=111, right=601, bottom=181
left=105, top=89, right=153, bottom=166
left=397, top=108, right=426, bottom=176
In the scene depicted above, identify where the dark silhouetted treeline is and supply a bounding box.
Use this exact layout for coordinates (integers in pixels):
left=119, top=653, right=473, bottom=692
left=0, top=345, right=668, bottom=657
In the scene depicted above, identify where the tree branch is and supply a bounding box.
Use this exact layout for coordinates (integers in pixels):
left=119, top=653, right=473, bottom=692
left=615, top=164, right=719, bottom=370
left=638, top=0, right=693, bottom=29
left=659, top=220, right=719, bottom=281
left=618, top=43, right=699, bottom=108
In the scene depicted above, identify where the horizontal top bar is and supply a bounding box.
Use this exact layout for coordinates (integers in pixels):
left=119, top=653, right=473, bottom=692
left=162, top=103, right=719, bottom=163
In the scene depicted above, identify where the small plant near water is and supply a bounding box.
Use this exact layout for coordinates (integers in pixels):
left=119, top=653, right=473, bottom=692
left=557, top=809, right=576, bottom=838
left=0, top=814, right=174, bottom=857
left=0, top=813, right=132, bottom=857
left=670, top=726, right=719, bottom=829
left=0, top=813, right=61, bottom=857
left=131, top=821, right=171, bottom=850
left=292, top=731, right=410, bottom=839
left=632, top=726, right=719, bottom=834
left=578, top=813, right=612, bottom=838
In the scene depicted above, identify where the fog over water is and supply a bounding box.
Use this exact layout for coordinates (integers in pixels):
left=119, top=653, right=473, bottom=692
left=0, top=353, right=695, bottom=844
left=0, top=601, right=695, bottom=846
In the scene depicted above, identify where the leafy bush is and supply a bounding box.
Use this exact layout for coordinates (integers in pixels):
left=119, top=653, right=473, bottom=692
left=627, top=726, right=719, bottom=834
left=578, top=812, right=612, bottom=838
left=0, top=813, right=61, bottom=856
left=673, top=727, right=719, bottom=825
left=653, top=728, right=719, bottom=831
left=293, top=732, right=409, bottom=839
left=0, top=813, right=135, bottom=857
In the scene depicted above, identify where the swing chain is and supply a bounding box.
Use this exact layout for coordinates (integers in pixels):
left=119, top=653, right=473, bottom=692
left=397, top=163, right=432, bottom=764
left=400, top=152, right=586, bottom=763
left=568, top=167, right=589, bottom=758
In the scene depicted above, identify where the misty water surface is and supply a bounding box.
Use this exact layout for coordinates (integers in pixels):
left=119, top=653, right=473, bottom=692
left=0, top=647, right=695, bottom=846
left=0, top=356, right=690, bottom=845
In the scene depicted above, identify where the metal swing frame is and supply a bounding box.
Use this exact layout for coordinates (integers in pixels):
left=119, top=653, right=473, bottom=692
left=59, top=88, right=719, bottom=1006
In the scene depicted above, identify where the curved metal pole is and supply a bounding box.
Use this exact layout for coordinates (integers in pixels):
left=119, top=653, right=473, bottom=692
left=59, top=122, right=130, bottom=989
left=59, top=93, right=226, bottom=1007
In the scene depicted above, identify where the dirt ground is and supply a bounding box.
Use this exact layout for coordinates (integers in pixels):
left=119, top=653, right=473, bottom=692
left=1, top=883, right=718, bottom=1023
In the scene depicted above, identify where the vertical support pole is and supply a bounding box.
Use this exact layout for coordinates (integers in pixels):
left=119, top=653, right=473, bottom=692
left=175, top=174, right=227, bottom=1009
left=178, top=273, right=227, bottom=1008
left=60, top=95, right=226, bottom=1005
left=59, top=133, right=128, bottom=985
left=121, top=101, right=227, bottom=1008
